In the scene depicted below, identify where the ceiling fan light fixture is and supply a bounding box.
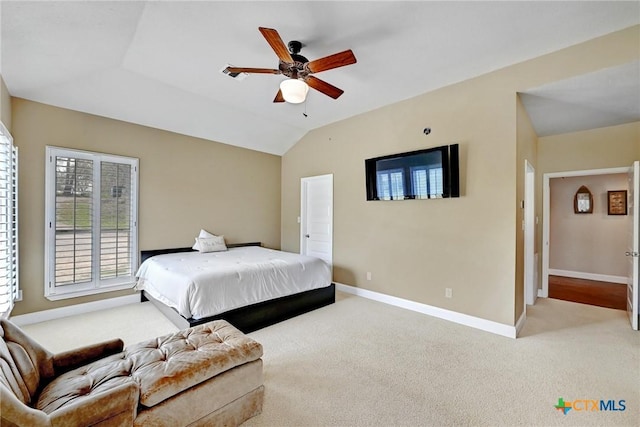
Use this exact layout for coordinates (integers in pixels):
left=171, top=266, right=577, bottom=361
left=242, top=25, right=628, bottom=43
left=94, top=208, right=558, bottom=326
left=280, top=78, right=309, bottom=104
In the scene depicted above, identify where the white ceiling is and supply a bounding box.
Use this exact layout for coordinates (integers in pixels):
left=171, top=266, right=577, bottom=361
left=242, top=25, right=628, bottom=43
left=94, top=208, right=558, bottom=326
left=1, top=1, right=639, bottom=155
left=520, top=61, right=640, bottom=137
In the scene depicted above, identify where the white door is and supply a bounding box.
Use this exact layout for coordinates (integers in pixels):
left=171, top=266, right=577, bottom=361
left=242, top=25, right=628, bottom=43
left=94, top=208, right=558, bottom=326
left=626, top=161, right=639, bottom=330
left=301, top=174, right=333, bottom=264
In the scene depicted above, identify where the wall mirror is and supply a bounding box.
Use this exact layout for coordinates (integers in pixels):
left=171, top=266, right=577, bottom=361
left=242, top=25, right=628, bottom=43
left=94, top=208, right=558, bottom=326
left=573, top=185, right=593, bottom=214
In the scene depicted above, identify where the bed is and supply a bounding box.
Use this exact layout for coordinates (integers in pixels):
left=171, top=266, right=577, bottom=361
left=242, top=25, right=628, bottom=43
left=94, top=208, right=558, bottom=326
left=136, top=243, right=335, bottom=333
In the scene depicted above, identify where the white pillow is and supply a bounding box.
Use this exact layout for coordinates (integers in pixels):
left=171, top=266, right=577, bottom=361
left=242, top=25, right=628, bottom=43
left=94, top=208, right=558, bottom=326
left=192, top=229, right=217, bottom=250
left=196, top=235, right=227, bottom=253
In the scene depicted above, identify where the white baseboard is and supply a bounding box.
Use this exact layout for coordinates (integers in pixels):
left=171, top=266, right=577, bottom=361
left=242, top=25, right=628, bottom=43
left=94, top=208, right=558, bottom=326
left=548, top=269, right=626, bottom=284
left=9, top=294, right=141, bottom=326
left=335, top=283, right=517, bottom=339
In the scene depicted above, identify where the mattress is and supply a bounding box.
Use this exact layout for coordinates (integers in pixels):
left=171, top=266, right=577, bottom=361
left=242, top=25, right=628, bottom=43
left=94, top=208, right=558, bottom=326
left=135, top=246, right=332, bottom=320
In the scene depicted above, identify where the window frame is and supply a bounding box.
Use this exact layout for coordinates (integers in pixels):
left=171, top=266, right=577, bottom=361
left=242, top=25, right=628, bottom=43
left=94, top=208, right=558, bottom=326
left=44, top=146, right=139, bottom=300
left=0, top=122, right=19, bottom=317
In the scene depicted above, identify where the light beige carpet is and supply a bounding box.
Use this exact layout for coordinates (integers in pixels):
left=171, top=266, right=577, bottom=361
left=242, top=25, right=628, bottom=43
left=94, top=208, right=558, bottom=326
left=22, top=292, right=639, bottom=426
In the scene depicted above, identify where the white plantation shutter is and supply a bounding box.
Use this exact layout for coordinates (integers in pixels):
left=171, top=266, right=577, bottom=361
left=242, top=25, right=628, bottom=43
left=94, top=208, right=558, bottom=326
left=45, top=147, right=138, bottom=300
left=100, top=162, right=133, bottom=280
left=412, top=168, right=428, bottom=198
left=54, top=156, right=94, bottom=286
left=428, top=167, right=444, bottom=197
left=0, top=123, right=18, bottom=318
left=376, top=169, right=405, bottom=200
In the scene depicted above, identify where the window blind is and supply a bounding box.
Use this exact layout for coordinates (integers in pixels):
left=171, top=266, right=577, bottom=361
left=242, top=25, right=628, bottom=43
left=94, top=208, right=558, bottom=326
left=0, top=124, right=18, bottom=318
left=100, top=162, right=133, bottom=280
left=54, top=156, right=93, bottom=286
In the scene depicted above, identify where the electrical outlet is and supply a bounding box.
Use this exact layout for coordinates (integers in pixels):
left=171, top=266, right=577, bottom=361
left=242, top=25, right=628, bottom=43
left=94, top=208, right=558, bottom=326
left=445, top=288, right=452, bottom=298
left=366, top=272, right=372, bottom=281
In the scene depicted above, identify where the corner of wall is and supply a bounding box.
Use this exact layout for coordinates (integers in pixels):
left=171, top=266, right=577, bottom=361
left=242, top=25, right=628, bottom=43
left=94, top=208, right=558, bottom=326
left=0, top=74, right=12, bottom=132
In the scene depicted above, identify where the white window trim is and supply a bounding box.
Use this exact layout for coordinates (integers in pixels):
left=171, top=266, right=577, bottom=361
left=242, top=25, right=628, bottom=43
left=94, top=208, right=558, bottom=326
left=0, top=121, right=19, bottom=317
left=44, top=146, right=139, bottom=300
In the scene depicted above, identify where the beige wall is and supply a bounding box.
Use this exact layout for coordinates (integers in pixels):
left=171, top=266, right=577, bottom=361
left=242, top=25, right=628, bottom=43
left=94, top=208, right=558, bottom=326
left=281, top=26, right=640, bottom=327
left=549, top=174, right=628, bottom=278
left=515, top=95, right=538, bottom=321
left=283, top=79, right=517, bottom=325
left=538, top=122, right=640, bottom=175
left=11, top=98, right=281, bottom=315
left=0, top=74, right=11, bottom=131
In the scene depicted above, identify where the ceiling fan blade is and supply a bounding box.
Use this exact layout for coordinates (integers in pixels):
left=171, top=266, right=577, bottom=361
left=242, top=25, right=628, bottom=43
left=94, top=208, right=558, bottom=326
left=306, top=49, right=357, bottom=73
left=259, top=27, right=294, bottom=63
left=273, top=89, right=285, bottom=103
left=305, top=75, right=344, bottom=99
left=225, top=67, right=280, bottom=75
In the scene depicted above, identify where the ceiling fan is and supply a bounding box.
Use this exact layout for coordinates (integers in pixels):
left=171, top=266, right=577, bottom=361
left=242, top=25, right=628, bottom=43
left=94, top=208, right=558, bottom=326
left=225, top=27, right=357, bottom=104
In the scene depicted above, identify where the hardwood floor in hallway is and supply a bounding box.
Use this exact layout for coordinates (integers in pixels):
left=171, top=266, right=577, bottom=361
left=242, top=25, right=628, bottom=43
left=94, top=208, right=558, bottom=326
left=548, top=275, right=626, bottom=310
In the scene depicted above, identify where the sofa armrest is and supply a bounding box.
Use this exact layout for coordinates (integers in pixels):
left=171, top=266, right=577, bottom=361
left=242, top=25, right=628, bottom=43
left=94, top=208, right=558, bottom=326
left=53, top=338, right=124, bottom=374
left=1, top=384, right=50, bottom=427
left=49, top=381, right=139, bottom=427
left=3, top=378, right=138, bottom=427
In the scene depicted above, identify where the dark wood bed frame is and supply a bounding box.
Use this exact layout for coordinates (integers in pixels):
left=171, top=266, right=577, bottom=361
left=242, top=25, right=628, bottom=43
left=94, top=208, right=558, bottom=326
left=139, top=242, right=335, bottom=333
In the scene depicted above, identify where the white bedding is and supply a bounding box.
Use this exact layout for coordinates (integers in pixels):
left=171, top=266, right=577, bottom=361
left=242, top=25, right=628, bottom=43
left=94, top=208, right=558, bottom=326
left=135, top=246, right=332, bottom=320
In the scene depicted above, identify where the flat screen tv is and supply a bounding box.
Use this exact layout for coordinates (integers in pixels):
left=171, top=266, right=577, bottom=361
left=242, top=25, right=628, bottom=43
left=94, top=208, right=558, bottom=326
left=365, top=144, right=459, bottom=200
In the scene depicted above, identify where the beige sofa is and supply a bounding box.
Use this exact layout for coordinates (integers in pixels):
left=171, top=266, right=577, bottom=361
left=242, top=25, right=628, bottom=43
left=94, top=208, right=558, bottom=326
left=0, top=318, right=264, bottom=426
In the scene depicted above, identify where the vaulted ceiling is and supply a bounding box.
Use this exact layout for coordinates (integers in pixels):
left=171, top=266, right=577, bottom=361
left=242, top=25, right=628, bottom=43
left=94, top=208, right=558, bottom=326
left=2, top=1, right=639, bottom=155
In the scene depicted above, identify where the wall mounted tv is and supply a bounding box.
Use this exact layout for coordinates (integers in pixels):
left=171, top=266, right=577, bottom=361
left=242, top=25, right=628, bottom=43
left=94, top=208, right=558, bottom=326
left=365, top=144, right=459, bottom=200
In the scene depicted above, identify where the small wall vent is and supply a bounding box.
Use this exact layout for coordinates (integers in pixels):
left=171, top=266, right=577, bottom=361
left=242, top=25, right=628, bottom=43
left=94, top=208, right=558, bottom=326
left=220, top=64, right=248, bottom=81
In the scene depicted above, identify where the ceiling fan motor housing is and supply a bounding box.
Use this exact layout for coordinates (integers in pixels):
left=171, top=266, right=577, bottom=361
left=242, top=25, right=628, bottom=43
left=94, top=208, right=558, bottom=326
left=288, top=40, right=303, bottom=54
left=278, top=40, right=309, bottom=78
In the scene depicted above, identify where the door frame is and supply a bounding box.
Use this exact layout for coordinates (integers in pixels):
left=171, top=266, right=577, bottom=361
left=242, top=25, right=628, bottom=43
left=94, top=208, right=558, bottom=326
left=524, top=160, right=536, bottom=308
left=541, top=166, right=629, bottom=298
left=627, top=161, right=639, bottom=330
left=300, top=174, right=333, bottom=265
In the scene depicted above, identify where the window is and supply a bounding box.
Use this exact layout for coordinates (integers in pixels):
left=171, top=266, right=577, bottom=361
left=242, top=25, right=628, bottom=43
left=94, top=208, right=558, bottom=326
left=0, top=122, right=18, bottom=318
left=376, top=169, right=405, bottom=200
left=411, top=166, right=444, bottom=199
left=45, top=147, right=138, bottom=300
left=377, top=166, right=443, bottom=201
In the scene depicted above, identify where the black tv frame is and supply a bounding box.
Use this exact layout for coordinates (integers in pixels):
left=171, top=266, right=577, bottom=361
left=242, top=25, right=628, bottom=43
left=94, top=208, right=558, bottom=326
left=365, top=143, right=459, bottom=201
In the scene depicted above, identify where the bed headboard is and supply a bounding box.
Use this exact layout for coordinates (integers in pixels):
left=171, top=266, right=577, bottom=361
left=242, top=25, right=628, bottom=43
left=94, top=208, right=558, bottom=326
left=140, top=242, right=261, bottom=264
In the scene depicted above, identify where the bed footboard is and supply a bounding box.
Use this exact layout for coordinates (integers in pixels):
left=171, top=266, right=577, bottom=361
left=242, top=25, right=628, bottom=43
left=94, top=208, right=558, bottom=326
left=142, top=284, right=336, bottom=333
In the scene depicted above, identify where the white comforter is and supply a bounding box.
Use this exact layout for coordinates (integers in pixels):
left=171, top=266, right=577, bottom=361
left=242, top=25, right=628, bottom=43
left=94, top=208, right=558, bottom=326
left=135, top=246, right=332, bottom=320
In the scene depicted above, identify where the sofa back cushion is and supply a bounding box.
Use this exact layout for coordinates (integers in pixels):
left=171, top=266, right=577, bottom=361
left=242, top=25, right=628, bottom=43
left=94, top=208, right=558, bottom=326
left=0, top=320, right=54, bottom=405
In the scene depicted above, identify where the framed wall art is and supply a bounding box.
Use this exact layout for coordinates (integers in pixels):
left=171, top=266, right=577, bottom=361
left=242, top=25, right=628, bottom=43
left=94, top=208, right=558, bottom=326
left=573, top=185, right=593, bottom=214
left=607, top=190, right=627, bottom=215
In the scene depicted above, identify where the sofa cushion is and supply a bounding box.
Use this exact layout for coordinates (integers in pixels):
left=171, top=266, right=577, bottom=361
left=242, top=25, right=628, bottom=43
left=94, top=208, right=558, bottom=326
left=127, top=320, right=263, bottom=407
left=36, top=353, right=135, bottom=414
left=133, top=359, right=263, bottom=426
left=1, top=340, right=35, bottom=405
left=0, top=319, right=54, bottom=405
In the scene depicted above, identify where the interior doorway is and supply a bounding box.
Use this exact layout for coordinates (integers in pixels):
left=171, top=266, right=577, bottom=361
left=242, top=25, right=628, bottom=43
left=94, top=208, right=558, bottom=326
left=300, top=174, right=333, bottom=265
left=548, top=275, right=626, bottom=310
left=542, top=167, right=629, bottom=310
